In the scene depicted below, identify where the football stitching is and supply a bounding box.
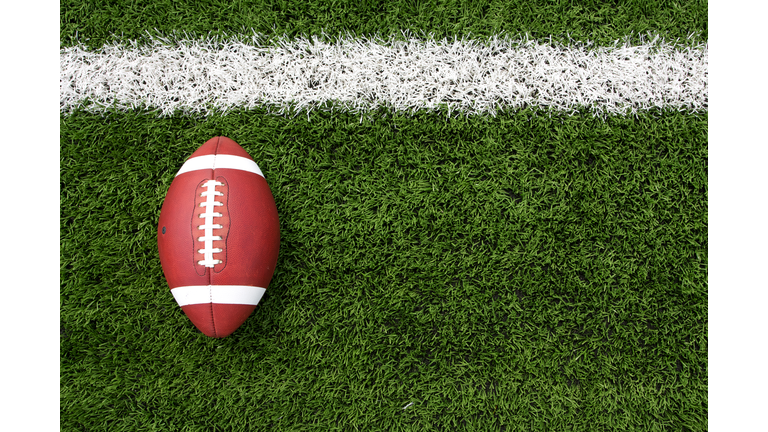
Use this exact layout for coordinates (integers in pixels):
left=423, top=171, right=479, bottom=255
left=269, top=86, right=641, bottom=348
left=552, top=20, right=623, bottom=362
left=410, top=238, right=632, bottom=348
left=209, top=288, right=216, bottom=338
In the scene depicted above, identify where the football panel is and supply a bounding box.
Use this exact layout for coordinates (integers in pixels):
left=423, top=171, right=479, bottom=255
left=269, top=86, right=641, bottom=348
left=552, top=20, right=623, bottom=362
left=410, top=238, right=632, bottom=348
left=209, top=168, right=280, bottom=289
left=180, top=303, right=215, bottom=336
left=212, top=303, right=257, bottom=337
left=158, top=169, right=214, bottom=289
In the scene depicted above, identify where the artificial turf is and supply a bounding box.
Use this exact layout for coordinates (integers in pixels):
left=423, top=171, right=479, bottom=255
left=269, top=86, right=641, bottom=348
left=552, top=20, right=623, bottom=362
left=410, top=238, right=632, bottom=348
left=60, top=0, right=708, bottom=49
left=60, top=108, right=707, bottom=431
left=60, top=0, right=708, bottom=429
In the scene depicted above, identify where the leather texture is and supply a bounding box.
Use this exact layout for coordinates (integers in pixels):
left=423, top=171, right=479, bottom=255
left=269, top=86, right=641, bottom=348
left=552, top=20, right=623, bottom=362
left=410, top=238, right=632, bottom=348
left=158, top=137, right=280, bottom=338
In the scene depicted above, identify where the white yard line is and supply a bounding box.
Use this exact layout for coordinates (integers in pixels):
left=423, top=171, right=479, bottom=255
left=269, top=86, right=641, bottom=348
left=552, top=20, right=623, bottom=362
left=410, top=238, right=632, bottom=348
left=60, top=35, right=707, bottom=116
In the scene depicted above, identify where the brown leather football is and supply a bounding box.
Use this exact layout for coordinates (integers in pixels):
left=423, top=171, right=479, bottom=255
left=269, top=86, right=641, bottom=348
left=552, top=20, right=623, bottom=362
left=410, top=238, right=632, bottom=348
left=158, top=137, right=280, bottom=338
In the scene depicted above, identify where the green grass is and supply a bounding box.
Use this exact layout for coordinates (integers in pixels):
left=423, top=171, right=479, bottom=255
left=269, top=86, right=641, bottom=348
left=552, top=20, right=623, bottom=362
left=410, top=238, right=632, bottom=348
left=61, top=0, right=708, bottom=49
left=60, top=0, right=708, bottom=429
left=60, top=108, right=707, bottom=431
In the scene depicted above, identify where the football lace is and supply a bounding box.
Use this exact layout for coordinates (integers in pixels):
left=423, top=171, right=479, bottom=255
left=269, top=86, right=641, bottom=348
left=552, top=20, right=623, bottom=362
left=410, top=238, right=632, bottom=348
left=197, top=179, right=224, bottom=267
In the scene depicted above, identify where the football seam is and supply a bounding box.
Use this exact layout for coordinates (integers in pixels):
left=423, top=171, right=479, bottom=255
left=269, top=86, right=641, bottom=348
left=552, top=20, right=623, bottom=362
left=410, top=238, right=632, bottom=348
left=208, top=291, right=216, bottom=338
left=209, top=137, right=221, bottom=337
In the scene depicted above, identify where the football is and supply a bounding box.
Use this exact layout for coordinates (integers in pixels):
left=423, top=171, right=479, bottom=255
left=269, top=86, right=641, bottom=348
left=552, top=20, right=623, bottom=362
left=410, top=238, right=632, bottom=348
left=157, top=136, right=280, bottom=338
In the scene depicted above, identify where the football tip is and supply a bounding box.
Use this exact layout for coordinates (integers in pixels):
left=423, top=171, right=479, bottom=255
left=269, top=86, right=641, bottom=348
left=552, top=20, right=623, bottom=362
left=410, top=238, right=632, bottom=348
left=182, top=303, right=257, bottom=338
left=190, top=136, right=253, bottom=160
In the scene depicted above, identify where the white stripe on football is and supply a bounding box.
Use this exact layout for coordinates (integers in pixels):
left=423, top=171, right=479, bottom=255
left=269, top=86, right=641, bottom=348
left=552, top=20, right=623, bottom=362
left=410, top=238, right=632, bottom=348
left=170, top=285, right=267, bottom=306
left=176, top=154, right=264, bottom=177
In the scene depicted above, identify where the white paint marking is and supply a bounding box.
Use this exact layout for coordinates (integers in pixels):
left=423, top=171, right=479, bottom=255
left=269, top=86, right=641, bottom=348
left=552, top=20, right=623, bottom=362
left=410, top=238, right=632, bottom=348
left=60, top=34, right=707, bottom=116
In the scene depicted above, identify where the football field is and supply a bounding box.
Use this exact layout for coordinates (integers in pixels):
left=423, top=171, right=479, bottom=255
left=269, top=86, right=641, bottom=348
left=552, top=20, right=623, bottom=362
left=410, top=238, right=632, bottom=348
left=60, top=1, right=708, bottom=430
